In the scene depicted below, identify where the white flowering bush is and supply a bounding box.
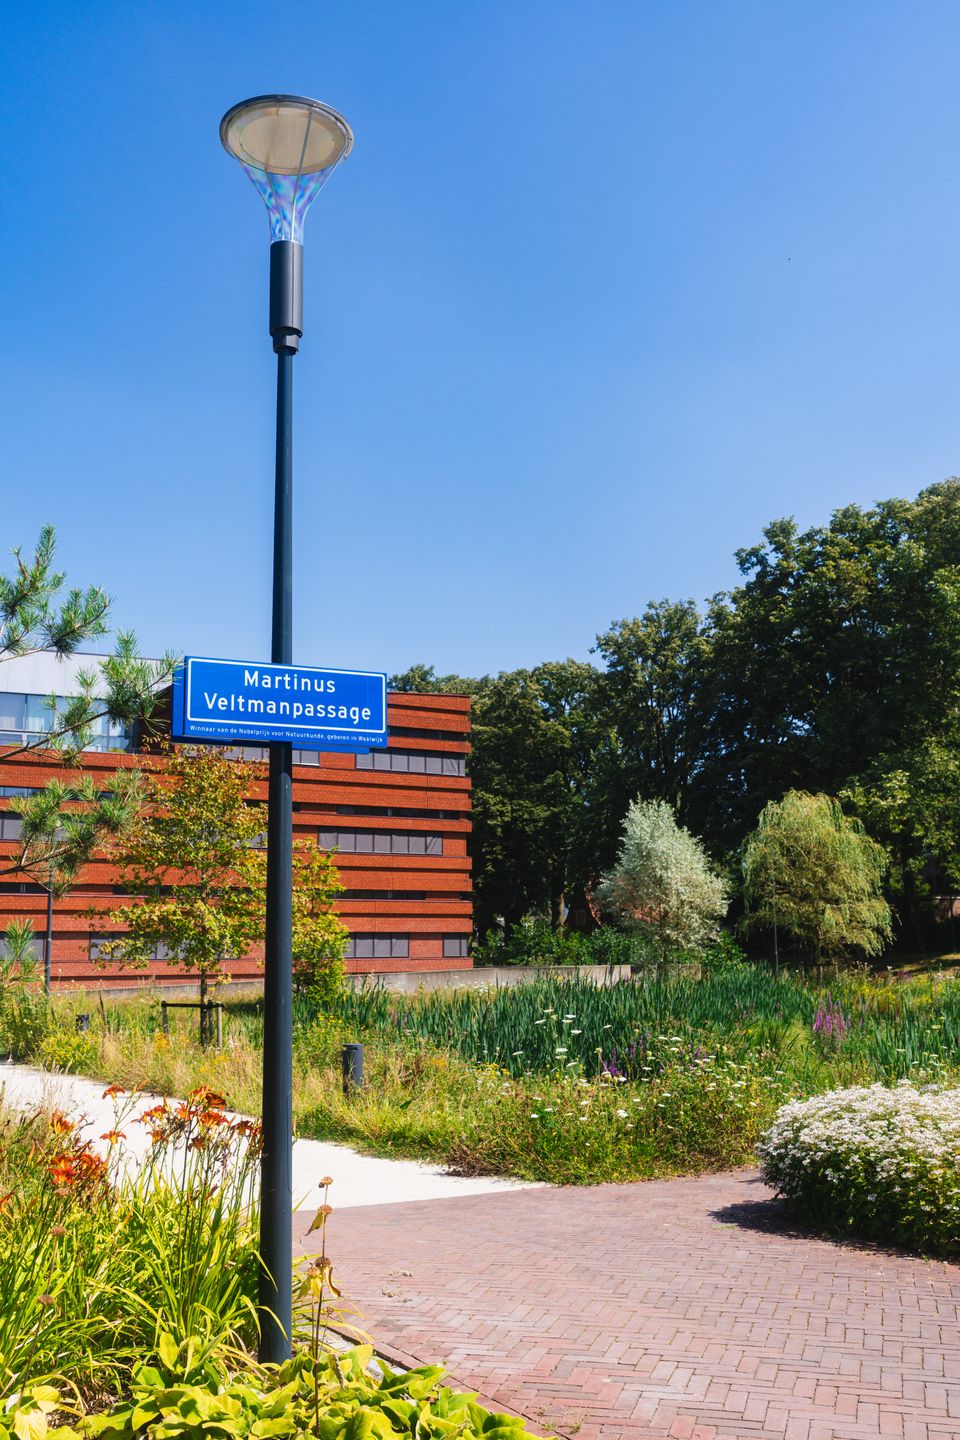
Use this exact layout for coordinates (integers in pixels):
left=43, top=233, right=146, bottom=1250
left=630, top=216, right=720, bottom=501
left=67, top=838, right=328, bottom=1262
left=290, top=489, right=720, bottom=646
left=758, top=1082, right=960, bottom=1254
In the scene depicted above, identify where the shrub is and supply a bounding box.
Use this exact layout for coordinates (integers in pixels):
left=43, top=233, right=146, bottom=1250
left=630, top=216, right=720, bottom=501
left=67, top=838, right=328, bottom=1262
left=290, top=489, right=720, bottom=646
left=84, top=1342, right=546, bottom=1440
left=472, top=919, right=644, bottom=968
left=35, top=1027, right=98, bottom=1074
left=0, top=991, right=49, bottom=1061
left=758, top=1082, right=960, bottom=1254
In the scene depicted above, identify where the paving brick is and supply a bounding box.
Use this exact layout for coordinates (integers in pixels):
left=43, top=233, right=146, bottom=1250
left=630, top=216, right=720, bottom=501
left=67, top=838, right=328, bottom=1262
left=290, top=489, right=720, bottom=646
left=300, top=1168, right=960, bottom=1440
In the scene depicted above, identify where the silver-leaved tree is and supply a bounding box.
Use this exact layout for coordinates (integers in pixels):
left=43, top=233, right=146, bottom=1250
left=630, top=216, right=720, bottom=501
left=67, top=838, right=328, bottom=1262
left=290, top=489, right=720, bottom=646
left=597, top=797, right=728, bottom=967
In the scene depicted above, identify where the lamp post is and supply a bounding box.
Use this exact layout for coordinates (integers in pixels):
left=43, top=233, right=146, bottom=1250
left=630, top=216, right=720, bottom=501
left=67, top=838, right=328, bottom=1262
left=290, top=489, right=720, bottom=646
left=220, top=93, right=353, bottom=1364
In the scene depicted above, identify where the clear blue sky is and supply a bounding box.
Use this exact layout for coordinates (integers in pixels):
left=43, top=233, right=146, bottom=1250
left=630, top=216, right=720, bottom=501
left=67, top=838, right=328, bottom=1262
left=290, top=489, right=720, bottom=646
left=2, top=1, right=959, bottom=678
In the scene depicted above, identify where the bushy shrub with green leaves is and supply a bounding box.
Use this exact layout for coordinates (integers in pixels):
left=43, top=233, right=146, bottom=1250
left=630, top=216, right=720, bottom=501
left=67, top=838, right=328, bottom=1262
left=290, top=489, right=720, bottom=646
left=0, top=992, right=49, bottom=1062
left=472, top=919, right=645, bottom=968
left=758, top=1081, right=960, bottom=1254
left=34, top=1029, right=98, bottom=1075
left=83, top=1341, right=544, bottom=1440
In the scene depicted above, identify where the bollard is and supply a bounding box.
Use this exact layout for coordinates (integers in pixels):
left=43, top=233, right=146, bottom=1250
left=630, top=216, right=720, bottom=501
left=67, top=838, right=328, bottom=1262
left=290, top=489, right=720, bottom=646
left=160, top=1000, right=169, bottom=1035
left=75, top=1013, right=90, bottom=1033
left=342, top=1042, right=364, bottom=1096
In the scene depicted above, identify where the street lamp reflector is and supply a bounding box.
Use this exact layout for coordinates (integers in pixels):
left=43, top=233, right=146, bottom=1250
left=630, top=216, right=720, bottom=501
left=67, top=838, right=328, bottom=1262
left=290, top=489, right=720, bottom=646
left=220, top=95, right=353, bottom=243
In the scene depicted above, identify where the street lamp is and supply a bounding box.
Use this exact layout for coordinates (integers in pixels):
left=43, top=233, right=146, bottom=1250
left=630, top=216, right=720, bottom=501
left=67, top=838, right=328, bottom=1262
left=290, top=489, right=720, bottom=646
left=220, top=93, right=353, bottom=1364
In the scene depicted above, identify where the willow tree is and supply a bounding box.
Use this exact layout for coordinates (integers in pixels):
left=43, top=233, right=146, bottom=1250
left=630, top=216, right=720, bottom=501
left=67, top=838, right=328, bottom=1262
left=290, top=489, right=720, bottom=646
left=741, top=790, right=892, bottom=966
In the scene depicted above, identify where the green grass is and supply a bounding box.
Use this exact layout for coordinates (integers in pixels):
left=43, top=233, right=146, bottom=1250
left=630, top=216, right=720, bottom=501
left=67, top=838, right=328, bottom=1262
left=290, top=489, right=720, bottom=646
left=30, top=960, right=960, bottom=1186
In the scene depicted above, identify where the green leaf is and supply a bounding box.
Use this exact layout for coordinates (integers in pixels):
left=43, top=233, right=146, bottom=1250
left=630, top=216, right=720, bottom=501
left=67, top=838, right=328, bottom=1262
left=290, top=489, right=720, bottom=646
left=13, top=1411, right=46, bottom=1440
left=158, top=1335, right=180, bottom=1371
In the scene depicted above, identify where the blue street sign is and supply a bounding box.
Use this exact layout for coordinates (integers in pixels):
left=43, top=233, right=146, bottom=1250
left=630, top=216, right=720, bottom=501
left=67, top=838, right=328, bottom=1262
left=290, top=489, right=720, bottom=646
left=172, top=657, right=387, bottom=752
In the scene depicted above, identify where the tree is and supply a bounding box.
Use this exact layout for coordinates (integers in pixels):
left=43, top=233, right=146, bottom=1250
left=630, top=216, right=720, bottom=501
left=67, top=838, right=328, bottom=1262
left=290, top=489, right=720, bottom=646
left=591, top=600, right=711, bottom=873
left=741, top=791, right=892, bottom=966
left=99, top=745, right=346, bottom=1015
left=389, top=663, right=479, bottom=695
left=469, top=662, right=601, bottom=933
left=597, top=798, right=727, bottom=965
left=1, top=527, right=173, bottom=887
left=842, top=734, right=960, bottom=947
left=697, top=483, right=960, bottom=855
left=292, top=842, right=348, bottom=1003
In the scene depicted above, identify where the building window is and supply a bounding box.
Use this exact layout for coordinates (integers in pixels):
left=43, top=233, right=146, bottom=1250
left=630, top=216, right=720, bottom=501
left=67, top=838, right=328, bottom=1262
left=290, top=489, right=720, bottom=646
left=443, top=936, right=470, bottom=958
left=0, top=786, right=41, bottom=798
left=318, top=830, right=443, bottom=856
left=89, top=937, right=185, bottom=962
left=0, top=934, right=43, bottom=960
left=344, top=933, right=409, bottom=960
left=355, top=750, right=465, bottom=776
left=342, top=890, right=427, bottom=901
left=0, top=815, right=23, bottom=841
left=335, top=804, right=461, bottom=819
left=221, top=745, right=318, bottom=767
left=0, top=692, right=132, bottom=753
left=388, top=726, right=457, bottom=741
left=0, top=882, right=44, bottom=894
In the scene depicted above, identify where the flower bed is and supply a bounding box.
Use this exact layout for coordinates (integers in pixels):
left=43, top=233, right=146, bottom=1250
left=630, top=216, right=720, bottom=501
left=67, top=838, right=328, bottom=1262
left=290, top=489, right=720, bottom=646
left=0, top=1092, right=550, bottom=1438
left=758, top=1081, right=960, bottom=1254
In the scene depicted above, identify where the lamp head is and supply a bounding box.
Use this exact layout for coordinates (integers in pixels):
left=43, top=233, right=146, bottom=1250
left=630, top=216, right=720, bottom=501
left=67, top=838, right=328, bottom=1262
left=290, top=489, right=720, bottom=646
left=220, top=94, right=353, bottom=243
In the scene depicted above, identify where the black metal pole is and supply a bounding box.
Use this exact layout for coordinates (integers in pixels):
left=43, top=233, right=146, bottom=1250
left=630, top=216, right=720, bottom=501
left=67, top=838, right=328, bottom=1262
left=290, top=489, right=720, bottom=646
left=259, top=238, right=302, bottom=1364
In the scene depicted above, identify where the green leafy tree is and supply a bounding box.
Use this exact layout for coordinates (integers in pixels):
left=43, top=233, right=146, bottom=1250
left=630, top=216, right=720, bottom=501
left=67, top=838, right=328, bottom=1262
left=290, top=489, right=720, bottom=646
left=698, top=482, right=960, bottom=854
left=100, top=745, right=346, bottom=1011
left=597, top=798, right=727, bottom=965
left=469, top=662, right=601, bottom=933
left=388, top=663, right=478, bottom=696
left=590, top=600, right=711, bottom=873
left=0, top=527, right=173, bottom=888
left=741, top=790, right=892, bottom=965
left=292, top=843, right=348, bottom=1004
left=842, top=733, right=960, bottom=946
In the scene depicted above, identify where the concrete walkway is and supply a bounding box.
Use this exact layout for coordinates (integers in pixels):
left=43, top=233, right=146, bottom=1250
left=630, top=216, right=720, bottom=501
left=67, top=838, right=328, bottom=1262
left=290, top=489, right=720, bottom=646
left=306, top=1171, right=960, bottom=1440
left=0, top=1062, right=533, bottom=1210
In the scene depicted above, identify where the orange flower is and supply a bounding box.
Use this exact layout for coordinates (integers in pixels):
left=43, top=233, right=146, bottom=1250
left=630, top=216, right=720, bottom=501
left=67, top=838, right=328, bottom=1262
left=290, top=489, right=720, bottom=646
left=100, top=1130, right=125, bottom=1146
left=189, top=1135, right=208, bottom=1151
left=0, top=1192, right=13, bottom=1213
left=76, top=1152, right=106, bottom=1182
left=136, top=1103, right=169, bottom=1125
left=48, top=1155, right=75, bottom=1187
left=102, top=1084, right=125, bottom=1099
left=198, top=1108, right=228, bottom=1128
left=189, top=1086, right=225, bottom=1109
left=49, top=1111, right=74, bottom=1137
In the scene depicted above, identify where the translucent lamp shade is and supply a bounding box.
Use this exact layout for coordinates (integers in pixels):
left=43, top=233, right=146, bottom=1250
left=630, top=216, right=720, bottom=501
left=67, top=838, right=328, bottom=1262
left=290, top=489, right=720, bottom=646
left=220, top=95, right=353, bottom=244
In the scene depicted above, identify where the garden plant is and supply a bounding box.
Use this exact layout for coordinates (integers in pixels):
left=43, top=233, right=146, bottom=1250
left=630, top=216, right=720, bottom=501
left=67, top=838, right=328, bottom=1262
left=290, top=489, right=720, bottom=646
left=16, top=953, right=960, bottom=1189
left=0, top=1090, right=549, bottom=1439
left=758, top=1080, right=960, bottom=1254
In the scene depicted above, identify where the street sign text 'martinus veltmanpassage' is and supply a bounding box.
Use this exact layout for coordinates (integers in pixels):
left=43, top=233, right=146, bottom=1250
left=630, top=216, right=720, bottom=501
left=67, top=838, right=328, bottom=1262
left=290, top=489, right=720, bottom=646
left=172, top=656, right=388, bottom=752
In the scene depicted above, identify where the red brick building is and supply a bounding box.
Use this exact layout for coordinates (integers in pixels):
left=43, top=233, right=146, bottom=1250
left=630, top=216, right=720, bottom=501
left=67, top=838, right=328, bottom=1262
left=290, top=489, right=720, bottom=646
left=0, top=656, right=472, bottom=988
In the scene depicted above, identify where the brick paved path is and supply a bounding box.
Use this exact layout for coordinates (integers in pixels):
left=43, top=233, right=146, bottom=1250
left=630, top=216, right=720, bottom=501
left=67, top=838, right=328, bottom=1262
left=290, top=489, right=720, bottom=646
left=297, top=1169, right=960, bottom=1440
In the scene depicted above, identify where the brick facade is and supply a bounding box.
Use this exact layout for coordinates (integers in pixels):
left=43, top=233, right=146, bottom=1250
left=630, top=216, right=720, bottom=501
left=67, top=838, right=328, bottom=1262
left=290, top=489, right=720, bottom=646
left=0, top=690, right=472, bottom=989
